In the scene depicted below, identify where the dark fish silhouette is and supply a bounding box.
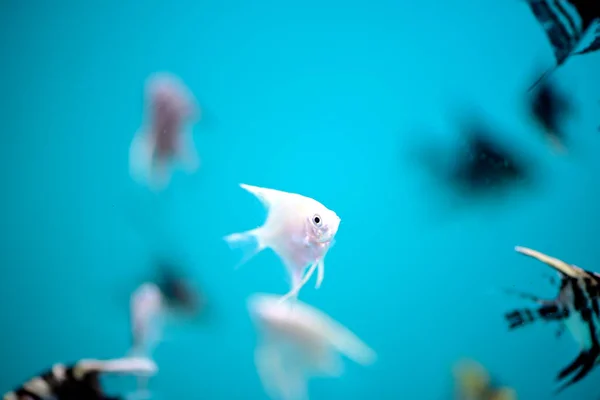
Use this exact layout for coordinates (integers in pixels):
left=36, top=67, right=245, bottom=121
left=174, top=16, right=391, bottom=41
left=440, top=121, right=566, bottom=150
left=504, top=246, right=600, bottom=394
left=524, top=0, right=600, bottom=90
left=3, top=357, right=156, bottom=400
left=155, top=261, right=203, bottom=314
left=529, top=80, right=573, bottom=152
left=450, top=134, right=526, bottom=195
left=414, top=116, right=533, bottom=205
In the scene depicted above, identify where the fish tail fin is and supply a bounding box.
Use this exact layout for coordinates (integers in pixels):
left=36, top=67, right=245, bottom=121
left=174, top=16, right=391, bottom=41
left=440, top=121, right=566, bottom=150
left=504, top=303, right=567, bottom=330
left=223, top=227, right=266, bottom=270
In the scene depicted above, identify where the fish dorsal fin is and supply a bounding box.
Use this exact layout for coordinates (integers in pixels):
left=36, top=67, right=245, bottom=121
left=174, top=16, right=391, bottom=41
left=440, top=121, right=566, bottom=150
left=514, top=246, right=590, bottom=279
left=240, top=184, right=290, bottom=210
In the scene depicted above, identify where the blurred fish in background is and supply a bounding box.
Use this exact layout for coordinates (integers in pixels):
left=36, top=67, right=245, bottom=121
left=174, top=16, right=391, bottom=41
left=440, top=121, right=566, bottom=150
left=3, top=357, right=157, bottom=400
left=129, top=72, right=202, bottom=191
left=415, top=113, right=536, bottom=206
left=452, top=359, right=516, bottom=400
left=248, top=293, right=376, bottom=400
left=527, top=77, right=574, bottom=153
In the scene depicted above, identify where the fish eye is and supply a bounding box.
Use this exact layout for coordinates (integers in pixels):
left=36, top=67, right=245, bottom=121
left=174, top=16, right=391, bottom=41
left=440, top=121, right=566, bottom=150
left=312, top=214, right=322, bottom=227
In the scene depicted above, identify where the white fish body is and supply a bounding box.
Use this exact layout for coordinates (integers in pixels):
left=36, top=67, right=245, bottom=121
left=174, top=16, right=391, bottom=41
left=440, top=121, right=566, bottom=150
left=129, top=282, right=164, bottom=357
left=224, top=184, right=341, bottom=301
left=248, top=293, right=376, bottom=400
left=129, top=72, right=200, bottom=191
left=128, top=283, right=165, bottom=400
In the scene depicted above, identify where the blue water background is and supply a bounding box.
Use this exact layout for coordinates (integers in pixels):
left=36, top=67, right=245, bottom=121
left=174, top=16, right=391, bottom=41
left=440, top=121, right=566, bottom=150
left=1, top=1, right=600, bottom=399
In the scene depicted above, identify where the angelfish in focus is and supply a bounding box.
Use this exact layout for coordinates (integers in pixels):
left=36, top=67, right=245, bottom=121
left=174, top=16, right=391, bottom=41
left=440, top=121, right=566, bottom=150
left=129, top=72, right=201, bottom=190
left=224, top=184, right=341, bottom=302
left=453, top=359, right=516, bottom=400
left=248, top=293, right=376, bottom=400
left=3, top=356, right=157, bottom=400
left=503, top=246, right=600, bottom=393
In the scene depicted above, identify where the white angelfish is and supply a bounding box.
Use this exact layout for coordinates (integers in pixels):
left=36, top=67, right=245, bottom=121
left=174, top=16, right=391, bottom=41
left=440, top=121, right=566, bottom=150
left=129, top=72, right=201, bottom=191
left=224, top=184, right=341, bottom=301
left=248, top=293, right=376, bottom=400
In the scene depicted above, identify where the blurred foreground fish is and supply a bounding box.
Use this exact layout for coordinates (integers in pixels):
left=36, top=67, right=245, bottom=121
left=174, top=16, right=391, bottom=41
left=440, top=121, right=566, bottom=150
left=523, top=0, right=600, bottom=90
left=529, top=79, right=573, bottom=153
left=3, top=356, right=156, bottom=400
left=224, top=184, right=341, bottom=302
left=129, top=72, right=201, bottom=191
left=453, top=359, right=516, bottom=400
left=503, top=246, right=600, bottom=393
left=248, top=293, right=376, bottom=400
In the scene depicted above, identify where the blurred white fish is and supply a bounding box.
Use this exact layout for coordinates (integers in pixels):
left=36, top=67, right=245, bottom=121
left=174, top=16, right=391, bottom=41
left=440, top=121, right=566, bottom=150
left=248, top=293, right=376, bottom=400
left=224, top=184, right=341, bottom=301
left=129, top=72, right=200, bottom=190
left=128, top=283, right=164, bottom=400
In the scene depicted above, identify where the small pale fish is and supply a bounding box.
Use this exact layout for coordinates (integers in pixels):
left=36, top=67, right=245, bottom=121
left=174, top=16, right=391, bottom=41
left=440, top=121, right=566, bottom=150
left=248, top=293, right=376, bottom=400
left=129, top=72, right=200, bottom=191
left=224, top=184, right=341, bottom=302
left=129, top=283, right=164, bottom=400
left=453, top=359, right=516, bottom=400
left=130, top=283, right=164, bottom=357
left=3, top=357, right=157, bottom=400
left=503, top=246, right=600, bottom=393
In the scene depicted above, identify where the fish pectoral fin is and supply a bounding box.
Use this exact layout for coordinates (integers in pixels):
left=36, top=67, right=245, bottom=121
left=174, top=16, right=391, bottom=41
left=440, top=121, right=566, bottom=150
left=223, top=228, right=265, bottom=270
left=315, top=260, right=324, bottom=289
left=514, top=246, right=586, bottom=278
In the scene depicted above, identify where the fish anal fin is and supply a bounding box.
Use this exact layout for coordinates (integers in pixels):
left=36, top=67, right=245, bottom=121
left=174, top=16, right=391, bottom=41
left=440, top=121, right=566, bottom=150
left=555, top=348, right=600, bottom=393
